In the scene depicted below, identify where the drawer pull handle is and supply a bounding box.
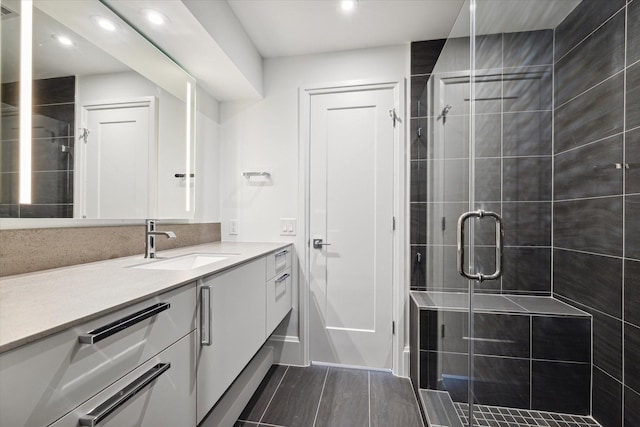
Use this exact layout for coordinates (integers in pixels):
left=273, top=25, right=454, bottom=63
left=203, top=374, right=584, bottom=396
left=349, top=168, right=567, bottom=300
left=79, top=303, right=170, bottom=345
left=79, top=362, right=171, bottom=426
left=275, top=273, right=290, bottom=284
left=275, top=249, right=289, bottom=258
left=201, top=286, right=212, bottom=346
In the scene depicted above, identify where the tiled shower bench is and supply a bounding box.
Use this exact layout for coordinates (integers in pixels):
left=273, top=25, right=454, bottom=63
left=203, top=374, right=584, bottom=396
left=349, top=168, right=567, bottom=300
left=410, top=291, right=592, bottom=423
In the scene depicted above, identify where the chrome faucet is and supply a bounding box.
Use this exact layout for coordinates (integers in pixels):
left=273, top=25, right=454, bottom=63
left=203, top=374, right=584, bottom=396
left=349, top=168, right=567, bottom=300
left=145, top=219, right=176, bottom=258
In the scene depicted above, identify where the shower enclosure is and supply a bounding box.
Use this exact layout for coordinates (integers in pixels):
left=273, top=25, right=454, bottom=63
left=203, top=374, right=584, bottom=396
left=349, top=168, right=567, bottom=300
left=410, top=0, right=638, bottom=426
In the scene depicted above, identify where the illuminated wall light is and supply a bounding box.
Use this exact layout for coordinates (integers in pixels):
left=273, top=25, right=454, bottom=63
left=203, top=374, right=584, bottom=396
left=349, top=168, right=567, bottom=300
left=19, top=0, right=33, bottom=204
left=185, top=81, right=192, bottom=212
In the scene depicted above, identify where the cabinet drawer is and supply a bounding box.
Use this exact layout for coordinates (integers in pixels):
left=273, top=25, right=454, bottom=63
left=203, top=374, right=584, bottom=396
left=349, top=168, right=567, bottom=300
left=50, top=332, right=195, bottom=427
left=266, top=246, right=291, bottom=280
left=266, top=268, right=293, bottom=337
left=0, top=283, right=195, bottom=427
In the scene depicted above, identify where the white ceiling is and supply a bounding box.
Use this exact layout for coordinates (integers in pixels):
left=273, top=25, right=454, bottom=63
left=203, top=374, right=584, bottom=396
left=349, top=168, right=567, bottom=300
left=227, top=0, right=466, bottom=58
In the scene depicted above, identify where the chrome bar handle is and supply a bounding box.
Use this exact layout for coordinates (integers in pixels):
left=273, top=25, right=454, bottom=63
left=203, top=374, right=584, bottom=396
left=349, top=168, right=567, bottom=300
left=275, top=273, right=290, bottom=284
left=79, top=363, right=170, bottom=426
left=457, top=209, right=504, bottom=282
left=201, top=286, right=212, bottom=346
left=275, top=249, right=289, bottom=257
left=78, top=303, right=170, bottom=344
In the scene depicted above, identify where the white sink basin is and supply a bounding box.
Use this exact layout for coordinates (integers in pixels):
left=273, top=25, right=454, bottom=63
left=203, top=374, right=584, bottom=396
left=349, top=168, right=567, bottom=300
left=131, top=253, right=233, bottom=271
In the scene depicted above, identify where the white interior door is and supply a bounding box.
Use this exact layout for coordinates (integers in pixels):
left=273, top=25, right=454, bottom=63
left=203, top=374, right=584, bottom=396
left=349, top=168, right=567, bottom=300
left=82, top=99, right=156, bottom=219
left=309, top=86, right=395, bottom=370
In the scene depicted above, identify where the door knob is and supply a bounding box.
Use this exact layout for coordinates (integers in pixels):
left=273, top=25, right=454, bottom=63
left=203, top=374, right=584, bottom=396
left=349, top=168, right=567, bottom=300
left=313, top=238, right=332, bottom=249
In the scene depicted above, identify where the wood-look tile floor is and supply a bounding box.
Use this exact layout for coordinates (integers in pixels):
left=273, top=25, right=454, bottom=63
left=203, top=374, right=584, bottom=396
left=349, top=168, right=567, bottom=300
left=235, top=364, right=425, bottom=427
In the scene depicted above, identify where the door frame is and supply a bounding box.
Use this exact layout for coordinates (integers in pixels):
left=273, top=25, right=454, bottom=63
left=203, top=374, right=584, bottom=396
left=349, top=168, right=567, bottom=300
left=298, top=79, right=407, bottom=375
left=76, top=97, right=158, bottom=219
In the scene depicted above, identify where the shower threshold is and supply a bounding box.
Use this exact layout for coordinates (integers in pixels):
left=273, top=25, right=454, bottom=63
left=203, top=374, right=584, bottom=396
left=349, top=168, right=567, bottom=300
left=454, top=402, right=601, bottom=427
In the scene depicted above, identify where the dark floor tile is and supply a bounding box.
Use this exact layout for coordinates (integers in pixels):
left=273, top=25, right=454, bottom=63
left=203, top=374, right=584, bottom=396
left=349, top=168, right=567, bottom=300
left=593, top=366, right=623, bottom=427
left=503, top=66, right=552, bottom=112
left=502, top=247, right=551, bottom=294
left=554, top=0, right=625, bottom=61
left=502, top=202, right=551, bottom=246
left=625, top=386, right=640, bottom=427
left=555, top=10, right=625, bottom=107
left=504, top=30, right=553, bottom=68
left=554, top=72, right=624, bottom=154
left=554, top=134, right=624, bottom=200
left=531, top=361, right=590, bottom=415
left=554, top=196, right=623, bottom=256
left=412, top=39, right=447, bottom=76
left=315, top=368, right=369, bottom=427
left=625, top=259, right=640, bottom=328
left=553, top=248, right=623, bottom=318
left=260, top=365, right=327, bottom=426
left=370, top=371, right=424, bottom=427
left=532, top=315, right=590, bottom=362
left=239, top=365, right=288, bottom=422
left=625, top=322, right=640, bottom=393
left=503, top=111, right=552, bottom=157
left=503, top=156, right=552, bottom=201
left=628, top=0, right=640, bottom=65
left=627, top=62, right=640, bottom=132
left=627, top=195, right=640, bottom=260
left=626, top=128, right=640, bottom=194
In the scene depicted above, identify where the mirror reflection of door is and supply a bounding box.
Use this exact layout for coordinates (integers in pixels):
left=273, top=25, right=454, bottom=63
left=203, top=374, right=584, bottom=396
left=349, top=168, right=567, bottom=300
left=81, top=98, right=157, bottom=219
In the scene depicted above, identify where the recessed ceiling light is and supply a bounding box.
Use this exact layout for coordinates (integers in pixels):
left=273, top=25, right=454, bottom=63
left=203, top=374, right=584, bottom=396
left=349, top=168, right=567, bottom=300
left=52, top=34, right=73, bottom=46
left=93, top=16, right=118, bottom=32
left=341, top=0, right=357, bottom=12
left=142, top=9, right=169, bottom=26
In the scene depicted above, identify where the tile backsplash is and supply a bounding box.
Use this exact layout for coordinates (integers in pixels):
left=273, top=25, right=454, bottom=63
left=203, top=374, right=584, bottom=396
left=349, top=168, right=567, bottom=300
left=0, top=222, right=221, bottom=277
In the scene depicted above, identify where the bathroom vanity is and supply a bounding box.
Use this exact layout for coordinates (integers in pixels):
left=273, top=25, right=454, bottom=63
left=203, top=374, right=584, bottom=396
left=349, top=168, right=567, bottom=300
left=0, top=242, right=293, bottom=427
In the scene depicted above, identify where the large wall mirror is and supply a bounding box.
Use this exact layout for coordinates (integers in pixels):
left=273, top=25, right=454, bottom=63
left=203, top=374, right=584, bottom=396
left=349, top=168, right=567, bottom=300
left=0, top=0, right=196, bottom=226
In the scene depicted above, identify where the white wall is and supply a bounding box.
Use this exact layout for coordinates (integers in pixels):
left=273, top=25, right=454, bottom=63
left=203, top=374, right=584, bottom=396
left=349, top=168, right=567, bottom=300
left=219, top=45, right=409, bottom=364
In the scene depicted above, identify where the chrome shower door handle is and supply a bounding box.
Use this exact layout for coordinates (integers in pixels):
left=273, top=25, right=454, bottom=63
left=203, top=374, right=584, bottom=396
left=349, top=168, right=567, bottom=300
left=457, top=209, right=504, bottom=282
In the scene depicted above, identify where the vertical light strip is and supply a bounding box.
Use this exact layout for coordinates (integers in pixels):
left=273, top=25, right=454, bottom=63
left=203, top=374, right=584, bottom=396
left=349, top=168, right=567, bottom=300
left=19, top=0, right=33, bottom=204
left=185, top=81, right=192, bottom=212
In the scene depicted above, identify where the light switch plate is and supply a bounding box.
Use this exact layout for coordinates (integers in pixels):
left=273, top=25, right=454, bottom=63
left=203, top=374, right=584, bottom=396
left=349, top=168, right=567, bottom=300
left=280, top=218, right=296, bottom=236
left=229, top=219, right=239, bottom=235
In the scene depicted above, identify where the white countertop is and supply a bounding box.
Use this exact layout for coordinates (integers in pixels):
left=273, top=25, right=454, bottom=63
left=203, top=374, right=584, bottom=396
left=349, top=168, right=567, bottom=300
left=0, top=242, right=290, bottom=354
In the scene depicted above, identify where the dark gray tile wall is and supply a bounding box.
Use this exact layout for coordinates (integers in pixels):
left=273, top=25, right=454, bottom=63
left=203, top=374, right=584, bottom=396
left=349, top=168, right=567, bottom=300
left=0, top=76, right=75, bottom=218
left=412, top=306, right=591, bottom=414
left=552, top=1, right=638, bottom=425
left=410, top=31, right=553, bottom=295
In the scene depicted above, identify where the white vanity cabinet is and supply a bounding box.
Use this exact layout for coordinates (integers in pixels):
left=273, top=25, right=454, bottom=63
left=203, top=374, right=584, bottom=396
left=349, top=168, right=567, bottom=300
left=265, top=247, right=293, bottom=336
left=0, top=283, right=196, bottom=427
left=196, top=257, right=267, bottom=423
left=50, top=332, right=196, bottom=427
